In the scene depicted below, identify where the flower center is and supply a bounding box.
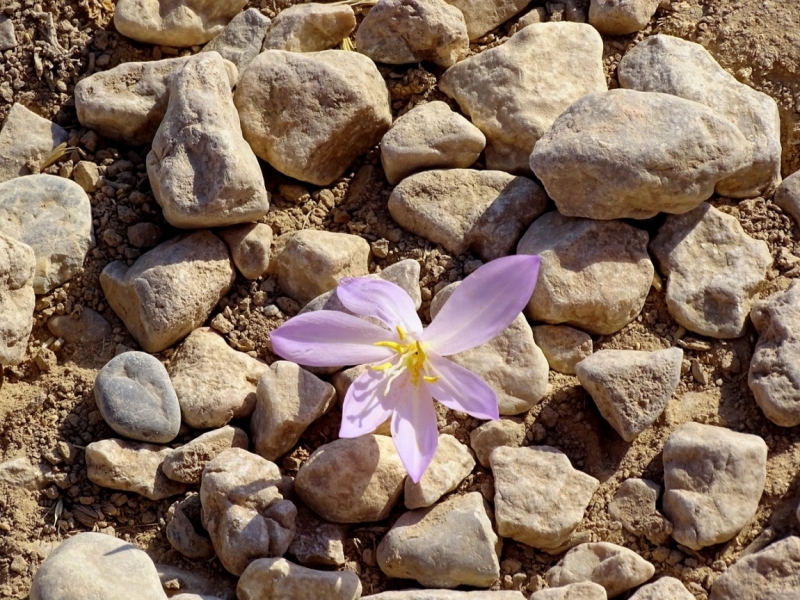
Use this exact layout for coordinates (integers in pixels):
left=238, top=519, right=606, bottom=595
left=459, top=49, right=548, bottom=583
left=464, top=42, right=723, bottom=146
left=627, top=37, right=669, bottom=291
left=372, top=326, right=439, bottom=391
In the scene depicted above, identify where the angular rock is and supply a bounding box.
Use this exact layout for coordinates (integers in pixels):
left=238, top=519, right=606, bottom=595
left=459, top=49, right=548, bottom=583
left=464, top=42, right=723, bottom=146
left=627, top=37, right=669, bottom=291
left=774, top=169, right=800, bottom=226
left=517, top=212, right=653, bottom=335
left=288, top=505, right=348, bottom=567
left=491, top=446, right=598, bottom=550
left=72, top=161, right=101, bottom=193
left=0, top=103, right=69, bottom=183
left=48, top=307, right=112, bottom=345
left=532, top=325, right=592, bottom=375
left=0, top=456, right=48, bottom=491
left=650, top=203, right=771, bottom=338
left=388, top=169, right=547, bottom=261
left=0, top=17, right=16, bottom=51
left=114, top=0, right=246, bottom=46
left=202, top=8, right=271, bottom=77
left=100, top=232, right=235, bottom=353
left=147, top=53, right=269, bottom=229
left=443, top=0, right=529, bottom=39
left=0, top=174, right=93, bottom=294
left=608, top=479, right=672, bottom=544
left=29, top=532, right=166, bottom=600
left=618, top=34, right=782, bottom=198
left=0, top=232, right=34, bottom=365
left=531, top=89, right=749, bottom=220
left=155, top=564, right=237, bottom=600
left=440, top=23, right=605, bottom=173
left=469, top=419, right=525, bottom=468
left=262, top=4, right=355, bottom=52
left=629, top=577, right=694, bottom=600
left=238, top=558, right=361, bottom=600
left=357, top=0, right=468, bottom=67
left=405, top=434, right=475, bottom=509
left=94, top=351, right=181, bottom=444
left=163, top=426, right=249, bottom=484
left=235, top=50, right=391, bottom=186
left=218, top=223, right=272, bottom=280
left=530, top=582, right=607, bottom=600
left=588, top=0, right=658, bottom=35
left=166, top=494, right=216, bottom=560
left=709, top=536, right=800, bottom=600
left=546, top=542, right=655, bottom=598
left=365, top=593, right=525, bottom=600
left=295, top=435, right=406, bottom=523
left=85, top=438, right=188, bottom=501
left=169, top=327, right=269, bottom=429
left=200, top=448, right=296, bottom=576
left=128, top=223, right=163, bottom=249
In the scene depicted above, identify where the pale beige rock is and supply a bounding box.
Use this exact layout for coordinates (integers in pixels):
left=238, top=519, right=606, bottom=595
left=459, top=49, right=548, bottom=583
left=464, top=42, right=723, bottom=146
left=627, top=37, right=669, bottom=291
left=0, top=232, right=34, bottom=365
left=166, top=494, right=216, bottom=560
left=405, top=434, right=475, bottom=509
left=650, top=203, right=771, bottom=339
left=262, top=3, right=355, bottom=52
left=469, top=419, right=525, bottom=468
left=608, top=479, right=659, bottom=533
left=295, top=435, right=406, bottom=523
left=443, top=0, right=529, bottom=39
left=48, top=308, right=111, bottom=346
left=709, top=536, right=800, bottom=600
left=163, top=426, right=249, bottom=484
left=72, top=161, right=101, bottom=193
left=169, top=328, right=269, bottom=429
left=201, top=8, right=271, bottom=78
left=530, top=582, right=607, bottom=600
left=0, top=456, right=48, bottom=491
left=365, top=593, right=525, bottom=599
left=440, top=23, right=605, bottom=173
left=85, top=438, right=189, bottom=501
left=629, top=577, right=693, bottom=600
left=218, top=223, right=272, bottom=280
left=0, top=103, right=68, bottom=183
left=238, top=558, right=361, bottom=600
left=288, top=505, right=348, bottom=567
left=100, top=232, right=235, bottom=353
left=774, top=169, right=800, bottom=226
left=235, top=50, right=391, bottom=186
left=588, top=0, right=658, bottom=35
left=533, top=325, right=592, bottom=375
left=155, top=564, right=237, bottom=600
left=517, top=212, right=653, bottom=335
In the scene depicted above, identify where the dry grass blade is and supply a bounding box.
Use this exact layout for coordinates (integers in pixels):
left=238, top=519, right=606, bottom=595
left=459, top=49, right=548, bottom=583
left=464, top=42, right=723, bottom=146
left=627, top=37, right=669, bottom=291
left=340, top=37, right=355, bottom=52
left=39, top=143, right=72, bottom=172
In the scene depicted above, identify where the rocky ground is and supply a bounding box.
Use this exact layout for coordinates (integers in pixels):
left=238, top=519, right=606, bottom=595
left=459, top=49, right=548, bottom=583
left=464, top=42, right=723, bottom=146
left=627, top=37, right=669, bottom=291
left=2, top=0, right=800, bottom=599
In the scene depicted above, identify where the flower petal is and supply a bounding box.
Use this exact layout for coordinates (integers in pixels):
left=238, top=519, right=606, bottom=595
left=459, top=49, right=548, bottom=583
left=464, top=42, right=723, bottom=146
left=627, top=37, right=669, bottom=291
left=423, top=255, right=541, bottom=356
left=390, top=373, right=439, bottom=483
left=270, top=311, right=395, bottom=367
left=336, top=277, right=423, bottom=336
left=425, top=353, right=499, bottom=421
left=340, top=366, right=400, bottom=438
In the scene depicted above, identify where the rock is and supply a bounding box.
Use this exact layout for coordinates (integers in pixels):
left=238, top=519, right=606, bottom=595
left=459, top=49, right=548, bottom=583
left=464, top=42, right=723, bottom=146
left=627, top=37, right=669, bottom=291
left=0, top=456, right=48, bottom=491
left=127, top=223, right=163, bottom=249
left=431, top=282, right=549, bottom=415
left=287, top=505, right=348, bottom=567
left=0, top=16, right=17, bottom=51
left=517, top=212, right=653, bottom=335
left=275, top=230, right=370, bottom=305
left=47, top=307, right=111, bottom=345
left=380, top=102, right=485, bottom=185
left=588, top=0, right=658, bottom=35
left=200, top=448, right=296, bottom=576
left=530, top=582, right=607, bottom=600
left=618, top=35, right=782, bottom=198
left=442, top=0, right=528, bottom=39
left=218, top=223, right=272, bottom=280
left=72, top=161, right=101, bottom=193
left=29, top=532, right=166, bottom=600
left=469, top=419, right=525, bottom=468
left=295, top=435, right=406, bottom=523
left=262, top=3, right=355, bottom=52
left=0, top=174, right=93, bottom=294
left=94, top=351, right=181, bottom=444
left=0, top=103, right=69, bottom=183
left=155, top=564, right=237, bottom=600
left=356, top=0, right=468, bottom=67
left=546, top=542, right=655, bottom=598
left=531, top=90, right=749, bottom=220
left=238, top=558, right=361, bottom=600
left=629, top=577, right=694, bottom=600
left=532, top=325, right=592, bottom=375
left=663, top=422, right=767, bottom=550
left=251, top=361, right=336, bottom=461
left=100, top=231, right=235, bottom=353
left=235, top=50, right=391, bottom=186
left=365, top=593, right=525, bottom=600
left=377, top=492, right=499, bottom=588
left=575, top=348, right=682, bottom=441
left=440, top=23, right=605, bottom=173
left=166, top=494, right=216, bottom=560
left=774, top=170, right=800, bottom=226
left=749, top=282, right=800, bottom=426
left=388, top=169, right=546, bottom=261
left=85, top=438, right=188, bottom=500
left=709, top=536, right=800, bottom=600
left=169, top=328, right=269, bottom=429
left=114, top=0, right=246, bottom=46
left=163, top=426, right=249, bottom=484
left=147, top=53, right=269, bottom=229
left=491, top=446, right=599, bottom=550
left=0, top=232, right=34, bottom=365
left=608, top=479, right=672, bottom=544
left=405, top=434, right=475, bottom=509
left=75, top=56, right=237, bottom=145
left=649, top=203, right=771, bottom=339
left=202, top=8, right=271, bottom=78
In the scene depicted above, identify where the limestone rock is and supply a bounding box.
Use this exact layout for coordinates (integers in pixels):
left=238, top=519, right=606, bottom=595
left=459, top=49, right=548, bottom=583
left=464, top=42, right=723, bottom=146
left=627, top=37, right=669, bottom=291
left=147, top=53, right=269, bottom=229
left=262, top=4, right=355, bottom=52
left=405, top=434, right=475, bottom=509
left=440, top=23, right=606, bottom=173
left=532, top=325, right=592, bottom=375
left=235, top=50, right=391, bottom=186
left=663, top=422, right=767, bottom=550
left=287, top=505, right=348, bottom=567
left=0, top=456, right=48, bottom=491
left=530, top=582, right=607, bottom=600
left=218, top=223, right=272, bottom=280
left=202, top=8, right=271, bottom=77
left=629, top=577, right=694, bottom=600
left=365, top=593, right=525, bottom=599
left=709, top=536, right=800, bottom=600
left=588, top=0, right=658, bottom=35
left=100, top=232, right=235, bottom=353
left=295, top=435, right=406, bottom=523
left=443, top=0, right=529, bottom=39
left=608, top=479, right=672, bottom=544
left=0, top=103, right=68, bottom=183
left=531, top=90, right=750, bottom=220
left=0, top=232, right=34, bottom=365
left=357, top=0, right=468, bottom=67
left=238, top=558, right=361, bottom=600
left=48, top=307, right=112, bottom=345
left=618, top=34, right=782, bottom=198
left=72, top=161, right=101, bottom=193
left=163, top=426, right=249, bottom=484
left=166, top=494, right=216, bottom=560
left=517, top=212, right=653, bottom=335
left=0, top=17, right=16, bottom=51
left=0, top=174, right=93, bottom=294
left=491, top=446, right=599, bottom=550
left=650, top=203, right=771, bottom=339
left=469, top=419, right=525, bottom=468
left=155, top=564, right=237, bottom=600
left=388, top=169, right=546, bottom=261
left=200, top=448, right=296, bottom=576
left=774, top=169, right=800, bottom=226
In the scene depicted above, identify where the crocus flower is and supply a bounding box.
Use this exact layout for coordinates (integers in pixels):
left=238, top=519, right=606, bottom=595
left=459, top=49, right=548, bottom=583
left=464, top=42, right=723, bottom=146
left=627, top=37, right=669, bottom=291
left=270, top=254, right=541, bottom=482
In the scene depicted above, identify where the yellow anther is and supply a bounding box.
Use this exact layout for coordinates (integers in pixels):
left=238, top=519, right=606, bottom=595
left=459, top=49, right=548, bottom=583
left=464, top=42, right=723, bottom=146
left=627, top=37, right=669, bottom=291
left=375, top=340, right=404, bottom=352
left=423, top=375, right=439, bottom=383
left=396, top=325, right=406, bottom=341
left=370, top=362, right=393, bottom=372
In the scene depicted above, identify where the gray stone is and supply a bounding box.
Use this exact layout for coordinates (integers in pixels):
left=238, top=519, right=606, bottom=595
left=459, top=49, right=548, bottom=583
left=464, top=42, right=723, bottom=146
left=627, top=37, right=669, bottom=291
left=588, top=0, right=658, bottom=35
left=155, top=565, right=237, bottom=600
left=405, top=434, right=475, bottom=509
left=0, top=174, right=94, bottom=294
left=163, top=426, right=249, bottom=484
left=709, top=536, right=800, bottom=600
left=0, top=232, right=34, bottom=365
left=202, top=8, right=271, bottom=78
left=218, top=223, right=272, bottom=281
left=530, top=582, right=607, bottom=600
left=127, top=223, right=163, bottom=249
left=377, top=492, right=500, bottom=588
left=0, top=103, right=69, bottom=183
left=0, top=456, right=48, bottom=491
left=608, top=479, right=672, bottom=544
left=469, top=419, right=525, bottom=468
left=443, top=0, right=529, bottom=39
left=365, top=593, right=524, bottom=600
left=238, top=558, right=361, bottom=600
left=531, top=90, right=750, bottom=220
left=94, top=351, right=181, bottom=444
left=0, top=17, right=17, bottom=51
left=532, top=325, right=592, bottom=375
left=48, top=307, right=112, bottom=345
left=287, top=505, right=347, bottom=567
left=774, top=170, right=800, bottom=226
left=650, top=203, right=771, bottom=339
left=517, top=212, right=653, bottom=335
left=629, top=577, right=693, bottom=600
left=262, top=3, right=355, bottom=52
left=166, top=494, right=216, bottom=560
left=440, top=23, right=605, bottom=173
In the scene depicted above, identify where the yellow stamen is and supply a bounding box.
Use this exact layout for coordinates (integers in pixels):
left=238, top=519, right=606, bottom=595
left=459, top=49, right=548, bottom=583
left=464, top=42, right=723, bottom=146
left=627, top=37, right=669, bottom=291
left=396, top=325, right=406, bottom=341
left=423, top=375, right=439, bottom=383
left=375, top=341, right=404, bottom=352
left=371, top=362, right=393, bottom=372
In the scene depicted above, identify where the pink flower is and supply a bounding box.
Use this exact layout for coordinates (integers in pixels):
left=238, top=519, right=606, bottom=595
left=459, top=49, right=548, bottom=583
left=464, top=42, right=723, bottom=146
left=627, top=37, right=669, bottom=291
left=270, top=255, right=541, bottom=482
